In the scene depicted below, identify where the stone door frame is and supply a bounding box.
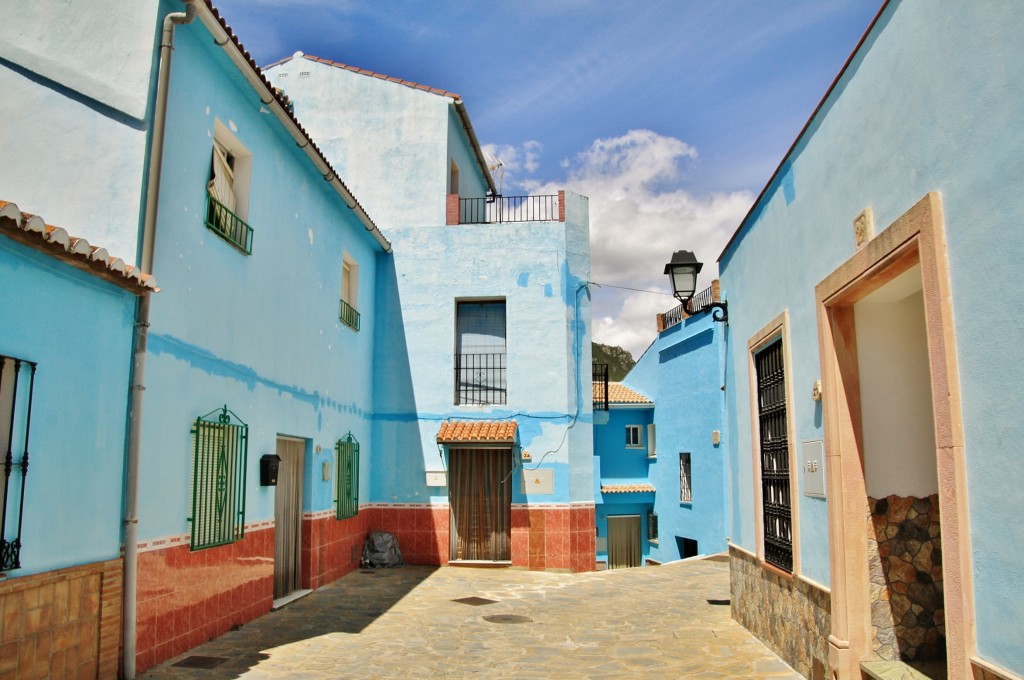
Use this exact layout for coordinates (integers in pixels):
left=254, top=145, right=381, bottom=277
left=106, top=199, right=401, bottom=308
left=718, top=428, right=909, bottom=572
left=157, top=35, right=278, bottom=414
left=814, top=193, right=974, bottom=679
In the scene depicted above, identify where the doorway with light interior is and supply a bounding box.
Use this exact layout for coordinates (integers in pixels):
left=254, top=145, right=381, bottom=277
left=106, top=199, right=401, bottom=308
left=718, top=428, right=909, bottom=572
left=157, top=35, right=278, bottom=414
left=816, top=194, right=973, bottom=679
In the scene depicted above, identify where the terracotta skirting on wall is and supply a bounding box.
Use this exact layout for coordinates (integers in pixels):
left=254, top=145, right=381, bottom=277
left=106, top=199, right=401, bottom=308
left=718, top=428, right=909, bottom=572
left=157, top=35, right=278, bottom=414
left=301, top=511, right=368, bottom=590
left=0, top=558, right=122, bottom=679
left=135, top=527, right=274, bottom=673
left=365, top=503, right=596, bottom=572
left=729, top=545, right=831, bottom=679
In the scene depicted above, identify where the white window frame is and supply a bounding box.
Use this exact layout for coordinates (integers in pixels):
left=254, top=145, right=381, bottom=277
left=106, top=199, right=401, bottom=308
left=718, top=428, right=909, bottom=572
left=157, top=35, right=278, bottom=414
left=211, top=119, right=253, bottom=222
left=625, top=425, right=643, bottom=448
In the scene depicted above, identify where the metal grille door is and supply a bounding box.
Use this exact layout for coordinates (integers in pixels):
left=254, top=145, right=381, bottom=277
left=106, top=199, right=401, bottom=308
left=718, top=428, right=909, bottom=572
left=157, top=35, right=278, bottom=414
left=756, top=338, right=792, bottom=572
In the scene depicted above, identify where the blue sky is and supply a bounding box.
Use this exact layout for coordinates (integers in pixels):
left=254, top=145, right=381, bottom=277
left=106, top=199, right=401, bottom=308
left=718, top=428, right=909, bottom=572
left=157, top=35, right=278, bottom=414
left=216, top=0, right=881, bottom=358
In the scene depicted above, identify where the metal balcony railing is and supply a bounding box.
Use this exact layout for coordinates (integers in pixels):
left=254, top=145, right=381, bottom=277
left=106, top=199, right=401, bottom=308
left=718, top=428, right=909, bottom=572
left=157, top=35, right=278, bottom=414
left=205, top=193, right=254, bottom=255
left=455, top=353, right=507, bottom=405
left=459, top=195, right=559, bottom=224
left=593, top=362, right=609, bottom=411
left=340, top=299, right=361, bottom=331
left=661, top=284, right=717, bottom=331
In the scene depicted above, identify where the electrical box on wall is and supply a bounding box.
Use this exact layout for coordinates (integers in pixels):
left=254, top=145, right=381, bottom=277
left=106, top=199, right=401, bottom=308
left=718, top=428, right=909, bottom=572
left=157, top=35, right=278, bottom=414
left=425, top=471, right=447, bottom=487
left=521, top=468, right=554, bottom=494
left=802, top=440, right=826, bottom=498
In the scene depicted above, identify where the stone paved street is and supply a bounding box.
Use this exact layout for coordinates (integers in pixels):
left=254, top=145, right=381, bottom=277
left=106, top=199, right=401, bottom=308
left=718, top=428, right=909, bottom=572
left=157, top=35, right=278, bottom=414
left=142, top=556, right=801, bottom=679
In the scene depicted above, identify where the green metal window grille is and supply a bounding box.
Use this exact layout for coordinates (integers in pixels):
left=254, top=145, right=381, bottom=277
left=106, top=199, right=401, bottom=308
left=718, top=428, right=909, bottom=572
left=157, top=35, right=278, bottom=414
left=205, top=192, right=254, bottom=255
left=339, top=299, right=361, bottom=331
left=335, top=433, right=359, bottom=520
left=189, top=405, right=248, bottom=550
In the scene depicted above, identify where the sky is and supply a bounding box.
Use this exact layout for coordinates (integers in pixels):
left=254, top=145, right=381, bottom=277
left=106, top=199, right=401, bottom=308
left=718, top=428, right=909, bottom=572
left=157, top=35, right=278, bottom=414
left=215, top=0, right=882, bottom=359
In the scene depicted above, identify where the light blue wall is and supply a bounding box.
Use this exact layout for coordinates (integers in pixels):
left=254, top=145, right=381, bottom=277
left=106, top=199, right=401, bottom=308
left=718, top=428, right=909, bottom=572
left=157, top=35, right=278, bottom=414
left=371, top=195, right=591, bottom=506
left=625, top=312, right=728, bottom=561
left=0, top=0, right=160, bottom=262
left=445, top=106, right=488, bottom=200
left=719, top=0, right=1024, bottom=670
left=136, top=18, right=383, bottom=540
left=265, top=57, right=454, bottom=229
left=0, top=237, right=139, bottom=576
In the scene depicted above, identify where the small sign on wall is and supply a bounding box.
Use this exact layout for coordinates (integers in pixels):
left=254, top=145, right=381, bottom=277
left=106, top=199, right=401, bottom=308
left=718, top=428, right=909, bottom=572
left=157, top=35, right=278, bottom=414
left=521, top=468, right=554, bottom=494
left=426, top=471, right=447, bottom=487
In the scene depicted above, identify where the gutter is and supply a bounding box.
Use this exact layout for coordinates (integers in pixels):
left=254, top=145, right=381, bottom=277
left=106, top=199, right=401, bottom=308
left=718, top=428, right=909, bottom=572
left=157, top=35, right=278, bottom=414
left=454, top=100, right=498, bottom=196
left=124, top=3, right=196, bottom=678
left=195, top=1, right=391, bottom=252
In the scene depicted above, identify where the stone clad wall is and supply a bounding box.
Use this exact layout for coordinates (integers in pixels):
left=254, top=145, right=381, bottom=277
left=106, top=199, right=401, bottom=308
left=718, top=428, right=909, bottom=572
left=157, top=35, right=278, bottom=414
left=729, top=546, right=831, bottom=679
left=867, top=494, right=944, bottom=662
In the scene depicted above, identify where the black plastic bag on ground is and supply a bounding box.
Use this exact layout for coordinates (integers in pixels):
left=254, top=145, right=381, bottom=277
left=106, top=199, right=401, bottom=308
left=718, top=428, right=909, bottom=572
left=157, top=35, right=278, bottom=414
left=361, top=531, right=403, bottom=568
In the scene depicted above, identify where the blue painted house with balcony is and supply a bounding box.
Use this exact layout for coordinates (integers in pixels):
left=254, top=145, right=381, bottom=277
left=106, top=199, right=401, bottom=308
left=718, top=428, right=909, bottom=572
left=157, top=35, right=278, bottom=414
left=592, top=283, right=728, bottom=569
left=265, top=53, right=596, bottom=575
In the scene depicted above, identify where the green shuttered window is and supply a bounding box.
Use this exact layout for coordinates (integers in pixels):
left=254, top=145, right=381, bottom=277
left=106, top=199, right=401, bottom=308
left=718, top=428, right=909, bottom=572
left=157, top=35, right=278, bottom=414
left=189, top=406, right=248, bottom=550
left=335, top=433, right=359, bottom=520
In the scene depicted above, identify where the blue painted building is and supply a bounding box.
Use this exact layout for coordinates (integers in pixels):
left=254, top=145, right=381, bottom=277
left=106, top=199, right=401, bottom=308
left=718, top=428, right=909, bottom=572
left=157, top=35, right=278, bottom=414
left=265, top=54, right=596, bottom=573
left=717, top=2, right=1024, bottom=678
left=0, top=201, right=156, bottom=677
left=624, top=294, right=728, bottom=564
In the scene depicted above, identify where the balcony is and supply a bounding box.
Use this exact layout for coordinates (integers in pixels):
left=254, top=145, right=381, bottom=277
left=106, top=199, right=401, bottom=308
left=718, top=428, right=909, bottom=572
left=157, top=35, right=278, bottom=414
left=593, top=362, right=609, bottom=411
left=448, top=192, right=565, bottom=225
left=657, top=281, right=721, bottom=332
left=205, top=193, right=254, bottom=254
left=339, top=299, right=360, bottom=331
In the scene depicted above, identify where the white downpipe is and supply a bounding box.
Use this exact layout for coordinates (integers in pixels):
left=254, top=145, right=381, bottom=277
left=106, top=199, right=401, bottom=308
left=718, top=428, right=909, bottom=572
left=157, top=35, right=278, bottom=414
left=124, top=3, right=196, bottom=678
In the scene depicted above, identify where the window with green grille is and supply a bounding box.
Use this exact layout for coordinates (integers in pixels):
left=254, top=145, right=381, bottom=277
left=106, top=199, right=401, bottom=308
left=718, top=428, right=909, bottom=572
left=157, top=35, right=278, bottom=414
left=335, top=433, right=359, bottom=520
left=189, top=406, right=248, bottom=550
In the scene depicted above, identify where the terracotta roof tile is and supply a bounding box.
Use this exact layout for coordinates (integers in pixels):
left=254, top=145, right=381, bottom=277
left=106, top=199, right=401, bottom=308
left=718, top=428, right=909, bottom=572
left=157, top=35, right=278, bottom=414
left=600, top=483, right=656, bottom=494
left=437, top=420, right=518, bottom=444
left=596, top=382, right=652, bottom=405
left=0, top=201, right=158, bottom=294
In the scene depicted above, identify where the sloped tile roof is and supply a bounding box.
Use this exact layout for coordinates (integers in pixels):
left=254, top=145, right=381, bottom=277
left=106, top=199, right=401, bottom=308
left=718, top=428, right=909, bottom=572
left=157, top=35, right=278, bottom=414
left=437, top=420, right=518, bottom=444
left=601, top=483, right=656, bottom=494
left=597, top=382, right=652, bottom=405
left=0, top=200, right=158, bottom=294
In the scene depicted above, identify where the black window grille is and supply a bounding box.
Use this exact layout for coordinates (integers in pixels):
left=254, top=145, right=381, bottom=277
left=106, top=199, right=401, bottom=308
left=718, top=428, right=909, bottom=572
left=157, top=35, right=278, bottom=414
left=679, top=452, right=692, bottom=503
left=593, top=362, right=609, bottom=411
left=189, top=406, right=248, bottom=551
left=455, top=301, right=506, bottom=405
left=0, top=355, right=36, bottom=571
left=647, top=511, right=659, bottom=543
left=335, top=433, right=359, bottom=520
left=755, top=338, right=792, bottom=572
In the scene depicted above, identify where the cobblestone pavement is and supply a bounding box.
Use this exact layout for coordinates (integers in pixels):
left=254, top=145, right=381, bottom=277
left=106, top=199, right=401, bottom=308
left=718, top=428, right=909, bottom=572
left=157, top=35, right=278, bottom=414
left=142, top=556, right=801, bottom=679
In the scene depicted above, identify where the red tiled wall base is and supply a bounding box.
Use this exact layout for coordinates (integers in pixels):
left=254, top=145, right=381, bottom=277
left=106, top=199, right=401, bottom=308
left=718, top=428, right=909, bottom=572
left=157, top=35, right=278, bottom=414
left=135, top=529, right=273, bottom=673
left=301, top=513, right=368, bottom=590
left=367, top=505, right=596, bottom=572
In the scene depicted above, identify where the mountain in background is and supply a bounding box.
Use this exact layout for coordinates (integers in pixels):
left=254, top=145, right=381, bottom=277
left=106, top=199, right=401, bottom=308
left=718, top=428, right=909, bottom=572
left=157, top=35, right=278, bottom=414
left=593, top=342, right=636, bottom=382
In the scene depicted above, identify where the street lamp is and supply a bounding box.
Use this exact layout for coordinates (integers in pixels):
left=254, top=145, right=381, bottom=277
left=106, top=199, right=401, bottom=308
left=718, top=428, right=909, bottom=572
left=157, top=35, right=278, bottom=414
left=663, top=250, right=728, bottom=323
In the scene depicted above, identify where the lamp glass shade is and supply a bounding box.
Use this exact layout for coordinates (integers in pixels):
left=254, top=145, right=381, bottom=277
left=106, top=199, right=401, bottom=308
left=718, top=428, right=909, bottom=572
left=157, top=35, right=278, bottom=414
left=668, top=265, right=698, bottom=299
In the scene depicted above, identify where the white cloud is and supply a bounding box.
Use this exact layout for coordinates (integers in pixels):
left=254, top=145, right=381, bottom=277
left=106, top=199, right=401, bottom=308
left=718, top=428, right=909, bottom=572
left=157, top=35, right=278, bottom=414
left=503, top=129, right=754, bottom=359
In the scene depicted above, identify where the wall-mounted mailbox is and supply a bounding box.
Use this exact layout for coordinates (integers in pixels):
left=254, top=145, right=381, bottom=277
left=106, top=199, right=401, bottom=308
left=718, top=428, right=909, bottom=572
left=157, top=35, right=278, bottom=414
left=260, top=453, right=281, bottom=486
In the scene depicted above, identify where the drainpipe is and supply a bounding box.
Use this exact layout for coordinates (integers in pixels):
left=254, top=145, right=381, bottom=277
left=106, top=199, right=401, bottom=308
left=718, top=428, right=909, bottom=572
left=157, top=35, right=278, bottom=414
left=124, top=3, right=196, bottom=679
